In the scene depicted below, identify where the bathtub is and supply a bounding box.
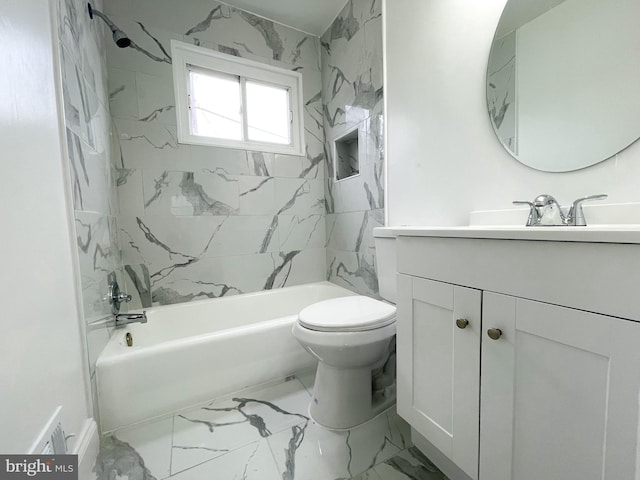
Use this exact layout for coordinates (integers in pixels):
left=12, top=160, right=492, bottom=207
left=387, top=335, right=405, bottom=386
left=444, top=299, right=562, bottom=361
left=96, top=281, right=356, bottom=432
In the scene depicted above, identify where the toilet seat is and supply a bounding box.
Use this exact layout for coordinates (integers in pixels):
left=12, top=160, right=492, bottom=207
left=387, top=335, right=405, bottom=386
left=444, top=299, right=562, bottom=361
left=298, top=296, right=396, bottom=332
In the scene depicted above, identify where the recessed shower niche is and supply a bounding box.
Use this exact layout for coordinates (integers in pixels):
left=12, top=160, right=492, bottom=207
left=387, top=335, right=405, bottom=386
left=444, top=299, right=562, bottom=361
left=333, top=125, right=362, bottom=181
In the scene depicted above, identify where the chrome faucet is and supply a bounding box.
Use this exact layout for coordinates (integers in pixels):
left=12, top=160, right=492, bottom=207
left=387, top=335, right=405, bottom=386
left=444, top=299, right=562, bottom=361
left=513, top=194, right=607, bottom=226
left=107, top=280, right=132, bottom=314
left=107, top=279, right=147, bottom=326
left=115, top=312, right=147, bottom=327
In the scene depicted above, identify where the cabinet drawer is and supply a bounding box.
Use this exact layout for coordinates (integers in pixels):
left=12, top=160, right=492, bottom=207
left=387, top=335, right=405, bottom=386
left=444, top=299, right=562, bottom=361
left=396, top=235, right=640, bottom=321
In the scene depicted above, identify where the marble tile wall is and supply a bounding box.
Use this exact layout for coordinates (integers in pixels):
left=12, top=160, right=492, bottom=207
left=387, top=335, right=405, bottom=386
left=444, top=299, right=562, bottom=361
left=321, top=0, right=385, bottom=297
left=103, top=0, right=326, bottom=306
left=56, top=0, right=121, bottom=419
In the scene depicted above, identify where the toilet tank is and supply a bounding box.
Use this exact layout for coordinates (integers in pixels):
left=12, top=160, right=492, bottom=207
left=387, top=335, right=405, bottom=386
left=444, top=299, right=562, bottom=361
left=373, top=227, right=396, bottom=303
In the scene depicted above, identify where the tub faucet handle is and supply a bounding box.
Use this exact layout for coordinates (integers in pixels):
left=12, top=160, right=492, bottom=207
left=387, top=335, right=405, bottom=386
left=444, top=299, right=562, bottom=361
left=117, top=292, right=132, bottom=303
left=107, top=280, right=133, bottom=314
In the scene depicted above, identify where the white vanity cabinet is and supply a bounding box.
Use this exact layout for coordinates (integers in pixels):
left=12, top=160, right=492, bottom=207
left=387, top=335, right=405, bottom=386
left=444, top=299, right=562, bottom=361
left=481, top=293, right=640, bottom=480
left=395, top=230, right=640, bottom=480
left=396, top=275, right=481, bottom=479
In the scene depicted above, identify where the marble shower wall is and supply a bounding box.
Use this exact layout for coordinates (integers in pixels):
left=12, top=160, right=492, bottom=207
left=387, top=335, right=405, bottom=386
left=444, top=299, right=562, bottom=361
left=103, top=0, right=326, bottom=306
left=322, top=0, right=385, bottom=297
left=57, top=0, right=121, bottom=411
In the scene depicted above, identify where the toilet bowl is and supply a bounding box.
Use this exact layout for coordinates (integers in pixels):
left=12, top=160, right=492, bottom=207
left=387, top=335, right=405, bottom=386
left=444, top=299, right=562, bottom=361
left=293, top=228, right=398, bottom=429
left=292, top=295, right=397, bottom=429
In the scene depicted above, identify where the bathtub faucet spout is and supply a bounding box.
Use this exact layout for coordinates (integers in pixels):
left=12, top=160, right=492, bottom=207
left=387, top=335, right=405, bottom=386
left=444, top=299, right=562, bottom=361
left=115, top=312, right=147, bottom=327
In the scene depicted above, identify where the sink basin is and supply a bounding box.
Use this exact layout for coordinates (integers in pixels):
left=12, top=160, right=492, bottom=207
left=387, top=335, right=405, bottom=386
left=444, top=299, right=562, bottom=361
left=392, top=202, right=640, bottom=243
left=391, top=225, right=640, bottom=243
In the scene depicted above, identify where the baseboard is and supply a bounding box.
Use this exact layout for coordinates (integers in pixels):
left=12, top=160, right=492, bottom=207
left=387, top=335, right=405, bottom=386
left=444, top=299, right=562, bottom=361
left=73, top=419, right=99, bottom=480
left=411, top=428, right=474, bottom=480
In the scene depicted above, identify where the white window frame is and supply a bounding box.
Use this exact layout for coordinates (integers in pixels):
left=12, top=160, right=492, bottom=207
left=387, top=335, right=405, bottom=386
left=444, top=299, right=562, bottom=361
left=171, top=40, right=305, bottom=156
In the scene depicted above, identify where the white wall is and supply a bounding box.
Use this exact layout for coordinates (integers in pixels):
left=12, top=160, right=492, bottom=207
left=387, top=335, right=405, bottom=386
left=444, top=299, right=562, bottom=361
left=384, top=0, right=640, bottom=226
left=0, top=0, right=91, bottom=453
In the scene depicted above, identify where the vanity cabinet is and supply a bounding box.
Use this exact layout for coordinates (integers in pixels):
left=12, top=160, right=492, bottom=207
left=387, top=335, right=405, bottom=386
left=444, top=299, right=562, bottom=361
left=481, top=293, right=640, bottom=480
left=395, top=232, right=640, bottom=480
left=396, top=275, right=481, bottom=479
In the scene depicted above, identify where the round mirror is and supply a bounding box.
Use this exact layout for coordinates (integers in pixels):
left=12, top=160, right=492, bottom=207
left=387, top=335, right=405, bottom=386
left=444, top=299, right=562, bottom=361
left=486, top=0, right=640, bottom=172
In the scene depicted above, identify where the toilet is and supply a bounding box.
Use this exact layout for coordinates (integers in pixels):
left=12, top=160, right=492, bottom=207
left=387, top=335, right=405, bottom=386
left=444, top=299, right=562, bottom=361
left=292, top=227, right=397, bottom=429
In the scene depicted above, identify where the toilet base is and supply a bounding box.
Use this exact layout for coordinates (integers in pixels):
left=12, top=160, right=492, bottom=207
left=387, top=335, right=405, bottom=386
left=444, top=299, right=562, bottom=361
left=309, top=362, right=396, bottom=430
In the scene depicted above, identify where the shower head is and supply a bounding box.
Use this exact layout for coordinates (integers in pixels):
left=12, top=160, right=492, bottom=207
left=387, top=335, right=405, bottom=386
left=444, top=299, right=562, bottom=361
left=112, top=30, right=131, bottom=49
left=87, top=3, right=131, bottom=49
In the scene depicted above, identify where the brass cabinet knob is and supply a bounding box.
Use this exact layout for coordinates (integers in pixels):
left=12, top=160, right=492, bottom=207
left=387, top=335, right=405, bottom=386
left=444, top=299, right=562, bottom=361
left=456, top=318, right=469, bottom=329
left=487, top=328, right=502, bottom=340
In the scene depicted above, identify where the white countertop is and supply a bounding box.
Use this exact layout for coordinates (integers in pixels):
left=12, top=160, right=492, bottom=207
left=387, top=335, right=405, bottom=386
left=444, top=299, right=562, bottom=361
left=391, top=225, right=640, bottom=243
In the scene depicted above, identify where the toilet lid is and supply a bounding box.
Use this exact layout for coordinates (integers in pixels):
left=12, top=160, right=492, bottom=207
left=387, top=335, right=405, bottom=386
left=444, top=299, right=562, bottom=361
left=298, top=296, right=396, bottom=332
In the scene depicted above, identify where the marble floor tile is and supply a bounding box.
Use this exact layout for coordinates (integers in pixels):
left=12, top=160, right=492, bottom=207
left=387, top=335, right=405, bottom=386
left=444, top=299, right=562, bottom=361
left=169, top=439, right=281, bottom=480
left=372, top=447, right=450, bottom=480
left=382, top=412, right=412, bottom=452
left=94, top=373, right=443, bottom=480
left=267, top=409, right=408, bottom=479
left=171, top=376, right=311, bottom=474
left=94, top=417, right=173, bottom=480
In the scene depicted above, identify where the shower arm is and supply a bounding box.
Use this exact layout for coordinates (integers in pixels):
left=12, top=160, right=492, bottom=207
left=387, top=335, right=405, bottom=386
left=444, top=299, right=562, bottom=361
left=87, top=3, right=131, bottom=48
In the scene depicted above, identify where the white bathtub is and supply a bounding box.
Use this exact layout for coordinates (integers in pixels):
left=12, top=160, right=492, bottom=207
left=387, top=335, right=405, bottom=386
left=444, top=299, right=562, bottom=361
left=96, top=282, right=355, bottom=432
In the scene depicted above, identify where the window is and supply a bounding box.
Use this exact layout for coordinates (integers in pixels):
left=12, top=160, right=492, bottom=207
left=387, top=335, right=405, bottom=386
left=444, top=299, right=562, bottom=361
left=171, top=40, right=305, bottom=156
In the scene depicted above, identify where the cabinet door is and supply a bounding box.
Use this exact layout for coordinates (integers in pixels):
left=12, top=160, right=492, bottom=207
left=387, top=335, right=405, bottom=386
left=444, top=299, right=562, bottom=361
left=397, top=275, right=481, bottom=479
left=481, top=293, right=640, bottom=480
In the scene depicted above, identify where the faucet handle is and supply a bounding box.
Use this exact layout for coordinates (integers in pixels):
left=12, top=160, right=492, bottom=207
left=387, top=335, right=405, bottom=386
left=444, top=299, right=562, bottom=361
left=107, top=280, right=132, bottom=314
left=568, top=194, right=607, bottom=226
left=117, top=292, right=132, bottom=303
left=513, top=200, right=538, bottom=226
